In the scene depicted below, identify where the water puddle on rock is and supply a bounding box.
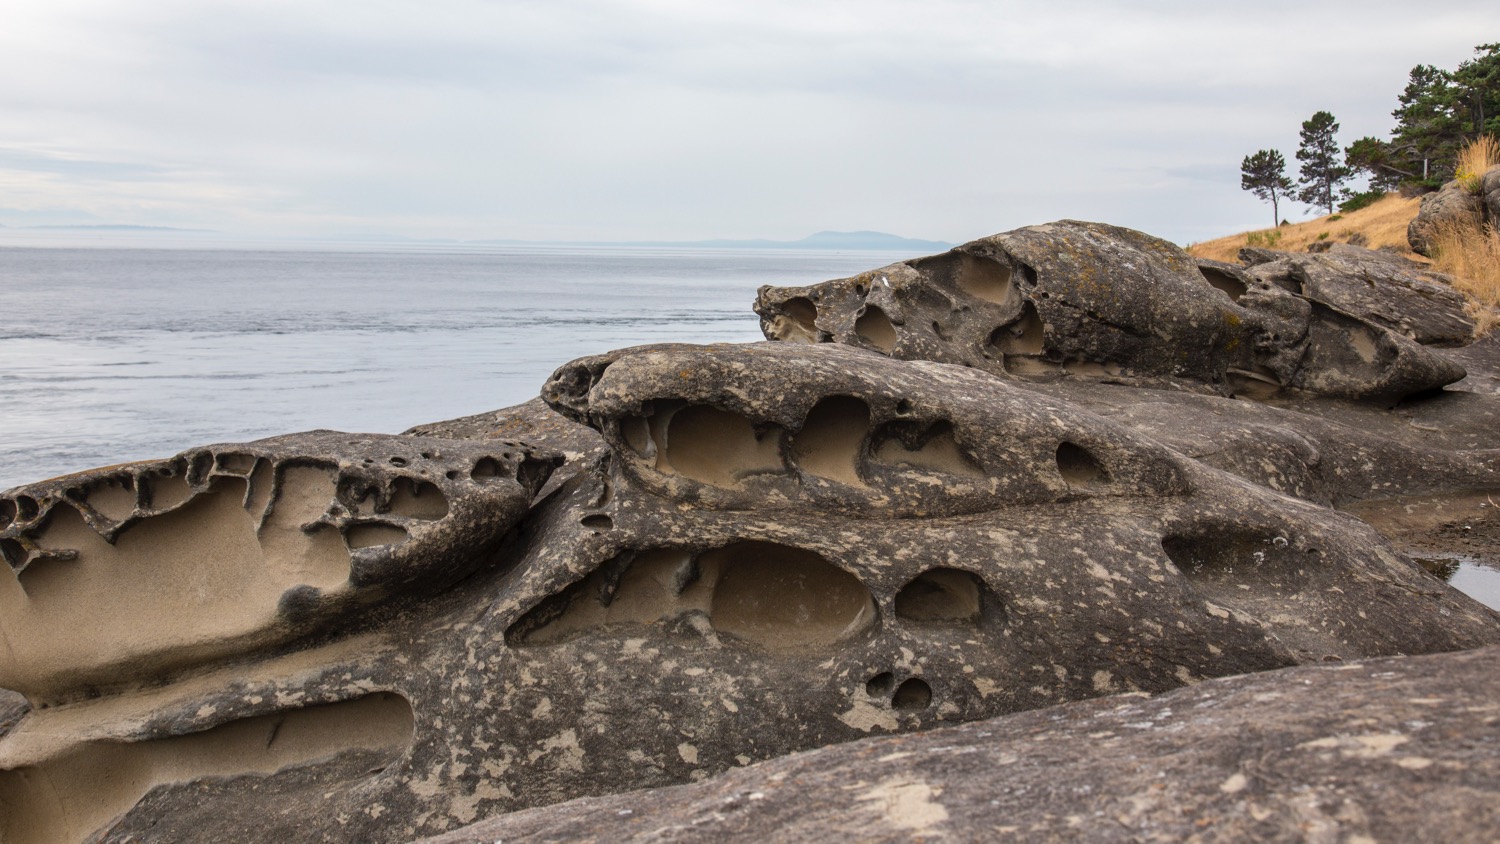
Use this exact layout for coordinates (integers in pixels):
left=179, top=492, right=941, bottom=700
left=1414, top=554, right=1500, bottom=612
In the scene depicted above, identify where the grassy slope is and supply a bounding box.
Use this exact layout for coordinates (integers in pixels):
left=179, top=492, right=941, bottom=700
left=1187, top=194, right=1423, bottom=263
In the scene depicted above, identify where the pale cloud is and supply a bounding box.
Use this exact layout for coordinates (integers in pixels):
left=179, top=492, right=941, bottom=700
left=1, top=0, right=1495, bottom=244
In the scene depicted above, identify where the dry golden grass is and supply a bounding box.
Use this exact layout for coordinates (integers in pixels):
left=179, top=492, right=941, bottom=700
left=1187, top=193, right=1423, bottom=263
left=1431, top=217, right=1500, bottom=335
left=1456, top=135, right=1499, bottom=193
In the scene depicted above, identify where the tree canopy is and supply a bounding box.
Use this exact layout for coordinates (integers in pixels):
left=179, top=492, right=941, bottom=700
left=1296, top=111, right=1352, bottom=215
left=1240, top=150, right=1293, bottom=228
left=1346, top=44, right=1500, bottom=189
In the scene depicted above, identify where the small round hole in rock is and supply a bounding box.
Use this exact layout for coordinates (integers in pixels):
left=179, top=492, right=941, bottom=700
left=892, top=678, right=932, bottom=711
left=581, top=514, right=613, bottom=531
left=894, top=568, right=983, bottom=623
left=866, top=672, right=895, bottom=697
left=1056, top=442, right=1107, bottom=487
left=388, top=457, right=408, bottom=467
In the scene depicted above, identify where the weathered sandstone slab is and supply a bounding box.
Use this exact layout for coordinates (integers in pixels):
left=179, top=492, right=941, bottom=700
left=423, top=645, right=1500, bottom=843
left=0, top=431, right=557, bottom=703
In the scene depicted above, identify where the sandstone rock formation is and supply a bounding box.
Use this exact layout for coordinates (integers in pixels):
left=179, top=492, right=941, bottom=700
left=2, top=220, right=1498, bottom=843
left=423, top=645, right=1500, bottom=844
left=754, top=220, right=1465, bottom=402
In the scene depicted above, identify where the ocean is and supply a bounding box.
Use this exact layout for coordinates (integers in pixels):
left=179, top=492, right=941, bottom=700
left=0, top=243, right=906, bottom=490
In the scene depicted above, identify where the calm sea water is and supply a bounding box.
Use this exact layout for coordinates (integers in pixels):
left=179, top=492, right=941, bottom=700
left=0, top=243, right=905, bottom=490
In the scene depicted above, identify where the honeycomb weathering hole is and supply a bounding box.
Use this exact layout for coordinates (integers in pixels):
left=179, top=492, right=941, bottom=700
left=508, top=542, right=875, bottom=652
left=1161, top=532, right=1308, bottom=595
left=894, top=568, right=983, bottom=623
left=989, top=302, right=1045, bottom=356
left=0, top=539, right=23, bottom=571
left=707, top=543, right=876, bottom=650
left=956, top=254, right=1014, bottom=306
left=866, top=671, right=895, bottom=697
left=855, top=306, right=897, bottom=354
left=387, top=478, right=449, bottom=520
left=1199, top=267, right=1247, bottom=302
left=345, top=523, right=409, bottom=550
left=144, top=471, right=193, bottom=511
left=1056, top=442, right=1107, bottom=487
left=0, top=473, right=355, bottom=700
left=768, top=297, right=821, bottom=343
left=892, top=678, right=932, bottom=711
left=82, top=478, right=136, bottom=522
left=792, top=396, right=871, bottom=487
left=660, top=405, right=785, bottom=488
left=0, top=692, right=414, bottom=844
left=871, top=421, right=985, bottom=479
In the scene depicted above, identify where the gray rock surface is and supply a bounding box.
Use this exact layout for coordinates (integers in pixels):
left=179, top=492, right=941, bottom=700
left=755, top=221, right=1465, bottom=403
left=2, top=219, right=1498, bottom=843
left=1485, top=165, right=1500, bottom=224
left=423, top=645, right=1500, bottom=844
left=1235, top=243, right=1473, bottom=346
left=1408, top=169, right=1496, bottom=256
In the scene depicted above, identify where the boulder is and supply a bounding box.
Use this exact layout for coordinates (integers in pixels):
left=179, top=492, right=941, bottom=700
left=423, top=645, right=1500, bottom=844
left=1485, top=165, right=1500, bottom=225
left=1409, top=177, right=1487, bottom=256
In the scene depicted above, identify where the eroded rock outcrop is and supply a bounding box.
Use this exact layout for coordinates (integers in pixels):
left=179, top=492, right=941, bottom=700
left=424, top=645, right=1500, bottom=844
left=755, top=221, right=1466, bottom=402
left=2, top=219, right=1499, bottom=843
left=1236, top=242, right=1474, bottom=345
left=0, top=432, right=558, bottom=704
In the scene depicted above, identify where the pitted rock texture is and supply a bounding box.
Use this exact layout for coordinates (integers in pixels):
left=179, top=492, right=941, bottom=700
left=2, top=341, right=1496, bottom=843
left=2, top=219, right=1499, bottom=843
left=0, top=431, right=558, bottom=703
left=755, top=221, right=1466, bottom=403
left=423, top=645, right=1500, bottom=844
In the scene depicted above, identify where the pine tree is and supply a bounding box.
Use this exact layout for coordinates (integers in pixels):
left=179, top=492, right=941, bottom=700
left=1295, top=111, right=1353, bottom=215
left=1453, top=43, right=1500, bottom=139
left=1240, top=150, right=1294, bottom=228
left=1390, top=64, right=1464, bottom=183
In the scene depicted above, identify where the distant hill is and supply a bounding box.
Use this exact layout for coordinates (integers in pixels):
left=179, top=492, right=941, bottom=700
left=25, top=224, right=217, bottom=233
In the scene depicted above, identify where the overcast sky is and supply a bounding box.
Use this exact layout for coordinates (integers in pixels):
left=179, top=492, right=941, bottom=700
left=1, top=1, right=1496, bottom=245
